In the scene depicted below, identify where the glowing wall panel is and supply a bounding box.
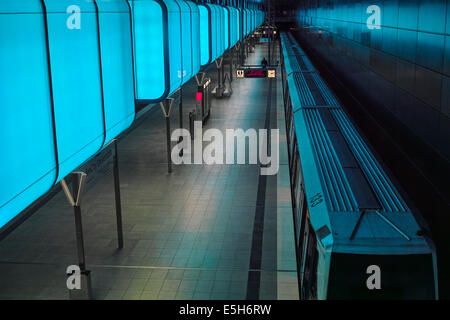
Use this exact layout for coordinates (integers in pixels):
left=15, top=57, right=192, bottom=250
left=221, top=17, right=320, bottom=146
left=177, top=1, right=200, bottom=83
left=210, top=5, right=219, bottom=60
left=199, top=3, right=225, bottom=66
left=223, top=7, right=229, bottom=50
left=188, top=1, right=201, bottom=77
left=0, top=0, right=57, bottom=228
left=97, top=0, right=135, bottom=145
left=178, top=0, right=192, bottom=82
left=227, top=7, right=239, bottom=48
left=129, top=0, right=166, bottom=101
left=43, top=0, right=105, bottom=182
left=199, top=4, right=209, bottom=66
left=247, top=9, right=251, bottom=35
left=166, top=0, right=183, bottom=91
left=237, top=8, right=241, bottom=41
left=217, top=5, right=225, bottom=55
left=129, top=0, right=199, bottom=98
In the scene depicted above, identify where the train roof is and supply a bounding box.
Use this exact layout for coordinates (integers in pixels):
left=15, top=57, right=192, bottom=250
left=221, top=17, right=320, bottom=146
left=281, top=45, right=314, bottom=75
left=281, top=33, right=432, bottom=255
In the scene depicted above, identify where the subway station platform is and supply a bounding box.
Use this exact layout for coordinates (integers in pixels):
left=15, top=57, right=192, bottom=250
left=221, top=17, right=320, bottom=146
left=0, top=42, right=299, bottom=300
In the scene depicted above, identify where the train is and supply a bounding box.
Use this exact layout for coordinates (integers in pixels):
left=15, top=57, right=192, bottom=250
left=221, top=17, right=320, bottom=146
left=280, top=32, right=439, bottom=300
left=0, top=0, right=264, bottom=230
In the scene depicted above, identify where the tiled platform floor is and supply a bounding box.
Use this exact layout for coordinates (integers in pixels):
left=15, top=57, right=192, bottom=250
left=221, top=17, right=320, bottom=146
left=0, top=42, right=298, bottom=300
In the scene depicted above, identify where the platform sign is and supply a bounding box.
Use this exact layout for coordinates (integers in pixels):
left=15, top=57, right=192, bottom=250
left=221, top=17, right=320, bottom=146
left=236, top=68, right=276, bottom=78
left=268, top=69, right=276, bottom=78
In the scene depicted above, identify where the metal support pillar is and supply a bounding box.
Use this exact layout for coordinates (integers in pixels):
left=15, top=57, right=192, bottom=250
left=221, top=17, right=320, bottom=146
left=195, top=72, right=206, bottom=87
left=179, top=88, right=183, bottom=131
left=246, top=40, right=249, bottom=58
left=179, top=88, right=184, bottom=157
left=216, top=58, right=224, bottom=84
left=268, top=0, right=272, bottom=64
left=112, top=139, right=124, bottom=249
left=61, top=172, right=92, bottom=300
left=160, top=98, right=175, bottom=173
left=229, top=53, right=234, bottom=82
left=235, top=43, right=240, bottom=68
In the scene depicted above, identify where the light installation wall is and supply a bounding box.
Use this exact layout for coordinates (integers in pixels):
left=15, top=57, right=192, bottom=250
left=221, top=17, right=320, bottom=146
left=96, top=0, right=135, bottom=147
left=0, top=0, right=135, bottom=229
left=224, top=6, right=229, bottom=50
left=183, top=1, right=201, bottom=81
left=129, top=0, right=201, bottom=102
left=199, top=3, right=226, bottom=67
left=0, top=0, right=260, bottom=230
left=44, top=0, right=105, bottom=182
left=0, top=0, right=57, bottom=228
left=199, top=4, right=210, bottom=66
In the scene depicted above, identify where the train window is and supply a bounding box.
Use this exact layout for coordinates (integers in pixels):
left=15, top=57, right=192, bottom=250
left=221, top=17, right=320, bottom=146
left=302, top=222, right=318, bottom=300
left=290, top=139, right=298, bottom=175
left=290, top=134, right=297, bottom=167
left=284, top=86, right=291, bottom=109
left=289, top=139, right=297, bottom=174
left=285, top=112, right=290, bottom=135
left=295, top=150, right=303, bottom=185
left=291, top=147, right=298, bottom=187
left=286, top=105, right=293, bottom=131
left=299, top=217, right=309, bottom=286
left=295, top=187, right=306, bottom=248
left=286, top=106, right=291, bottom=130
left=294, top=152, right=302, bottom=192
left=288, top=113, right=294, bottom=141
left=295, top=177, right=303, bottom=213
left=286, top=95, right=292, bottom=115
left=289, top=118, right=295, bottom=142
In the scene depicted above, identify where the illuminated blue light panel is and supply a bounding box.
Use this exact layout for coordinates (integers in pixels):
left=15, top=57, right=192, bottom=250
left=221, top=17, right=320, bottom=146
left=177, top=0, right=200, bottom=84
left=218, top=5, right=225, bottom=55
left=219, top=5, right=225, bottom=55
left=44, top=0, right=105, bottom=182
left=97, top=0, right=135, bottom=145
left=128, top=0, right=166, bottom=101
left=200, top=3, right=224, bottom=66
left=0, top=0, right=253, bottom=229
left=247, top=9, right=251, bottom=35
left=199, top=4, right=210, bottom=66
left=224, top=6, right=229, bottom=50
left=166, top=0, right=183, bottom=92
left=130, top=0, right=199, bottom=99
left=178, top=0, right=192, bottom=82
left=227, top=7, right=238, bottom=48
left=242, top=8, right=247, bottom=36
left=237, top=8, right=241, bottom=41
left=187, top=1, right=200, bottom=77
left=251, top=10, right=255, bottom=31
left=210, top=4, right=219, bottom=61
left=0, top=0, right=57, bottom=228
